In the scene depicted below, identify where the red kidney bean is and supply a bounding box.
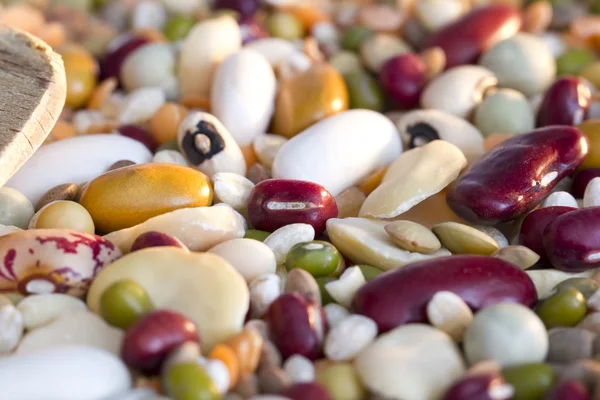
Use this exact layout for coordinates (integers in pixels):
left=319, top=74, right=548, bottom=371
left=247, top=179, right=338, bottom=234
left=117, top=125, right=158, bottom=153
left=537, top=77, right=592, bottom=128
left=352, top=255, right=537, bottom=333
left=379, top=53, right=427, bottom=109
left=519, top=206, right=577, bottom=263
left=266, top=293, right=327, bottom=360
left=572, top=169, right=600, bottom=198
left=214, top=0, right=260, bottom=18
left=446, top=126, right=589, bottom=225
left=443, top=374, right=513, bottom=400
left=544, top=380, right=590, bottom=400
left=544, top=207, right=600, bottom=272
left=420, top=4, right=522, bottom=69
left=121, top=310, right=200, bottom=375
left=100, top=33, right=150, bottom=83
left=283, top=382, right=332, bottom=400
left=130, top=231, right=187, bottom=253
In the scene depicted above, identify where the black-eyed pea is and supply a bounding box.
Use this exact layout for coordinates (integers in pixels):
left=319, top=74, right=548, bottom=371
left=29, top=200, right=95, bottom=233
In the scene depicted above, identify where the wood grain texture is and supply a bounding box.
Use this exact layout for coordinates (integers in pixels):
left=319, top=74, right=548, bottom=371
left=0, top=24, right=66, bottom=187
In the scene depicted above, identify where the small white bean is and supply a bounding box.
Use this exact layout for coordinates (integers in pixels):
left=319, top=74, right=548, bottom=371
left=0, top=304, right=23, bottom=352
left=213, top=172, right=255, bottom=212
left=542, top=191, right=579, bottom=208
left=249, top=274, right=281, bottom=317
left=324, top=314, right=378, bottom=361
left=283, top=354, right=315, bottom=383
left=323, top=303, right=350, bottom=329
left=324, top=266, right=366, bottom=308
left=584, top=178, right=600, bottom=208
left=264, top=224, right=315, bottom=265
left=72, top=110, right=105, bottom=134
left=197, top=357, right=230, bottom=394
left=119, top=87, right=166, bottom=124
left=152, top=150, right=188, bottom=166
left=426, top=291, right=473, bottom=342
left=131, top=0, right=167, bottom=31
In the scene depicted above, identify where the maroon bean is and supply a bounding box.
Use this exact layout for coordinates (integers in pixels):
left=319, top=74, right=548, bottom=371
left=537, top=77, right=592, bottom=128
left=446, top=126, right=589, bottom=224
left=117, top=125, right=158, bottom=153
left=379, top=53, right=427, bottom=109
left=544, top=380, right=590, bottom=400
left=420, top=4, right=522, bottom=69
left=247, top=179, right=338, bottom=234
left=121, top=310, right=200, bottom=375
left=130, top=231, right=187, bottom=253
left=352, top=255, right=537, bottom=333
left=100, top=33, right=150, bottom=83
left=544, top=207, right=600, bottom=272
left=283, top=382, right=332, bottom=400
left=572, top=169, right=600, bottom=198
left=443, top=374, right=512, bottom=400
left=266, top=293, right=326, bottom=360
left=519, top=207, right=577, bottom=263
left=214, top=0, right=260, bottom=18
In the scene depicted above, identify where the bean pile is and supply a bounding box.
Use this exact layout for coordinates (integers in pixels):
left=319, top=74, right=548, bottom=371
left=4, top=0, right=600, bottom=399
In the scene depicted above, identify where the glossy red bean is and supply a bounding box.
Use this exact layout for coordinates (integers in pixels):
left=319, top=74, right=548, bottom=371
left=283, top=382, right=332, bottom=400
left=446, top=126, right=589, bottom=225
left=215, top=0, right=260, bottom=17
left=420, top=4, right=522, bottom=69
left=544, top=380, right=590, bottom=400
left=544, top=207, right=600, bottom=272
left=121, top=310, right=200, bottom=375
left=443, top=374, right=512, bottom=400
left=379, top=53, right=427, bottom=109
left=519, top=206, right=577, bottom=263
left=130, top=231, right=187, bottom=253
left=572, top=169, right=600, bottom=198
left=100, top=33, right=150, bottom=83
left=247, top=179, right=338, bottom=234
left=352, top=255, right=537, bottom=333
left=118, top=125, right=158, bottom=153
left=537, top=77, right=592, bottom=128
left=266, top=293, right=326, bottom=360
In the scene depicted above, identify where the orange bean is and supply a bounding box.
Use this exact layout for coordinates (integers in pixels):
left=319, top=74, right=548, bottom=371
left=179, top=93, right=211, bottom=112
left=46, top=120, right=77, bottom=144
left=224, top=327, right=264, bottom=376
left=209, top=344, right=241, bottom=389
left=241, top=145, right=259, bottom=169
left=87, top=78, right=118, bottom=111
left=358, top=168, right=387, bottom=195
left=149, top=103, right=188, bottom=145
left=280, top=4, right=330, bottom=31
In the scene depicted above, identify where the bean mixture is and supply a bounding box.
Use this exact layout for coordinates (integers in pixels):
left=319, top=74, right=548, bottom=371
left=4, top=0, right=600, bottom=399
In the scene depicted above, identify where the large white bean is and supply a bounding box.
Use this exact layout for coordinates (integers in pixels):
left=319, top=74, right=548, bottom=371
left=212, top=49, right=277, bottom=147
left=272, top=110, right=403, bottom=196
left=0, top=345, right=131, bottom=399
left=6, top=135, right=152, bottom=205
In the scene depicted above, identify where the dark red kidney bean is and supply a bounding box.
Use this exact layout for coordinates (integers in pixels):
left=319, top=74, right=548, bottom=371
left=121, top=310, right=200, bottom=375
left=446, top=126, right=589, bottom=225
left=544, top=380, right=590, bottom=400
left=420, top=4, right=522, bottom=69
left=352, top=255, right=536, bottom=333
left=117, top=125, right=158, bottom=153
left=544, top=207, right=600, bottom=272
left=247, top=179, right=338, bottom=234
left=266, top=293, right=326, bottom=360
left=214, top=0, right=260, bottom=17
left=537, top=77, right=592, bottom=128
left=130, top=231, right=187, bottom=253
left=572, top=169, right=600, bottom=198
left=379, top=53, right=427, bottom=109
left=443, top=374, right=512, bottom=400
left=519, top=207, right=577, bottom=263
left=283, top=382, right=332, bottom=400
left=100, top=33, right=150, bottom=83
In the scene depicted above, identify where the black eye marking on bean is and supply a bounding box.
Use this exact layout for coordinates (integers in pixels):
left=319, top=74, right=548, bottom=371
left=182, top=120, right=226, bottom=165
left=407, top=123, right=440, bottom=148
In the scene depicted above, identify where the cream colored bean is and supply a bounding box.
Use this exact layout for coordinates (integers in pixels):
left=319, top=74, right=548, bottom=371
left=0, top=187, right=34, bottom=229
left=325, top=266, right=366, bottom=308
left=17, top=293, right=87, bottom=331
left=360, top=34, right=411, bottom=73
left=543, top=191, right=579, bottom=208
left=324, top=303, right=350, bottom=329
left=426, top=291, right=473, bottom=342
left=253, top=134, right=288, bottom=169
left=324, top=314, right=378, bottom=361
left=152, top=150, right=188, bottom=166
left=263, top=223, right=315, bottom=265
left=249, top=274, right=281, bottom=318
left=209, top=238, right=276, bottom=283
left=213, top=172, right=255, bottom=212
left=584, top=178, right=600, bottom=208
left=0, top=304, right=23, bottom=353
left=334, top=187, right=366, bottom=219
